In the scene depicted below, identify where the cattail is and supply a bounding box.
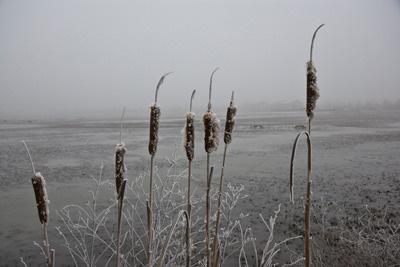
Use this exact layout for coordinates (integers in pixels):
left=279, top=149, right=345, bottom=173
left=184, top=90, right=196, bottom=161
left=148, top=106, right=161, bottom=155
left=306, top=23, right=324, bottom=122
left=184, top=112, right=195, bottom=160
left=306, top=61, right=319, bottom=120
left=223, top=91, right=237, bottom=144
left=32, top=173, right=49, bottom=224
left=115, top=143, right=126, bottom=195
left=203, top=111, right=220, bottom=153
left=203, top=68, right=220, bottom=154
left=148, top=72, right=172, bottom=156
left=211, top=92, right=237, bottom=266
left=184, top=90, right=196, bottom=267
left=23, top=140, right=53, bottom=267
left=204, top=67, right=219, bottom=267
left=290, top=24, right=324, bottom=267
left=148, top=72, right=172, bottom=267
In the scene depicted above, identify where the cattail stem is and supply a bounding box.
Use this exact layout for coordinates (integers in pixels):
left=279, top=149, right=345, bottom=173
left=211, top=144, right=228, bottom=266
left=205, top=161, right=214, bottom=267
left=186, top=160, right=192, bottom=267
left=190, top=90, right=195, bottom=113
left=208, top=68, right=219, bottom=112
left=120, top=107, right=126, bottom=144
left=310, top=24, right=325, bottom=62
left=154, top=72, right=173, bottom=104
left=22, top=140, right=36, bottom=175
left=43, top=223, right=51, bottom=267
left=289, top=131, right=312, bottom=267
left=116, top=179, right=127, bottom=267
left=50, top=249, right=55, bottom=267
left=147, top=155, right=155, bottom=267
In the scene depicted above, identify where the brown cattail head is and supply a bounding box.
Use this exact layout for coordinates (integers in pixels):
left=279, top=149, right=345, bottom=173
left=203, top=111, right=220, bottom=153
left=31, top=173, right=49, bottom=224
left=306, top=24, right=324, bottom=120
left=148, top=72, right=172, bottom=156
left=224, top=91, right=237, bottom=144
left=184, top=112, right=195, bottom=161
left=306, top=61, right=319, bottom=120
left=148, top=105, right=160, bottom=155
left=115, top=143, right=126, bottom=195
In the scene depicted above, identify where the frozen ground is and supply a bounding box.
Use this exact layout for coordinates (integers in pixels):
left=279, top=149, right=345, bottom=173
left=1, top=110, right=400, bottom=266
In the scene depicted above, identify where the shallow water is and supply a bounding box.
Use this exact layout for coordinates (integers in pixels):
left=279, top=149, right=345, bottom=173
left=1, top=110, right=400, bottom=266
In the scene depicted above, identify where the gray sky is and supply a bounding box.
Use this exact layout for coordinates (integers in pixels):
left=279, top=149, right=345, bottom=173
left=0, top=0, right=399, bottom=119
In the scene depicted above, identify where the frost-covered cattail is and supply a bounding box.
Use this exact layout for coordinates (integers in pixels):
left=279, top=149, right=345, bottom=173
left=32, top=173, right=49, bottom=224
left=203, top=111, right=220, bottom=153
left=147, top=72, right=172, bottom=267
left=148, top=72, right=172, bottom=156
left=148, top=106, right=161, bottom=155
left=115, top=143, right=126, bottom=195
left=306, top=61, right=319, bottom=120
left=306, top=23, right=324, bottom=121
left=203, top=67, right=219, bottom=267
left=184, top=90, right=196, bottom=161
left=203, top=67, right=220, bottom=153
left=224, top=91, right=237, bottom=144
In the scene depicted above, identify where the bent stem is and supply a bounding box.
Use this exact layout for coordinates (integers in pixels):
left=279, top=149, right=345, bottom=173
left=289, top=131, right=312, bottom=267
left=208, top=67, right=219, bottom=112
left=22, top=140, right=36, bottom=175
left=309, top=24, right=325, bottom=62
left=211, top=144, right=228, bottom=267
left=205, top=161, right=214, bottom=267
left=116, top=179, right=127, bottom=267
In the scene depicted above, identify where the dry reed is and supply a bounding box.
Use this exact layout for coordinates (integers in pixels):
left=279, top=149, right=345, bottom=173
left=203, top=67, right=220, bottom=267
left=212, top=91, right=237, bottom=267
left=289, top=24, right=324, bottom=267
left=147, top=72, right=172, bottom=267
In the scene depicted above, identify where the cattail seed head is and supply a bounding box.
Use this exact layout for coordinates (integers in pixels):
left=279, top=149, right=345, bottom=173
left=306, top=61, right=319, bottom=120
left=115, top=143, right=126, bottom=195
left=31, top=173, right=49, bottom=224
left=203, top=111, right=220, bottom=153
left=184, top=112, right=195, bottom=161
left=224, top=92, right=237, bottom=144
left=148, top=105, right=161, bottom=155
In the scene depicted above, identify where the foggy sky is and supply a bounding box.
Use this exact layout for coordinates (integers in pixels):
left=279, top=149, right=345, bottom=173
left=0, top=0, right=399, bottom=119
